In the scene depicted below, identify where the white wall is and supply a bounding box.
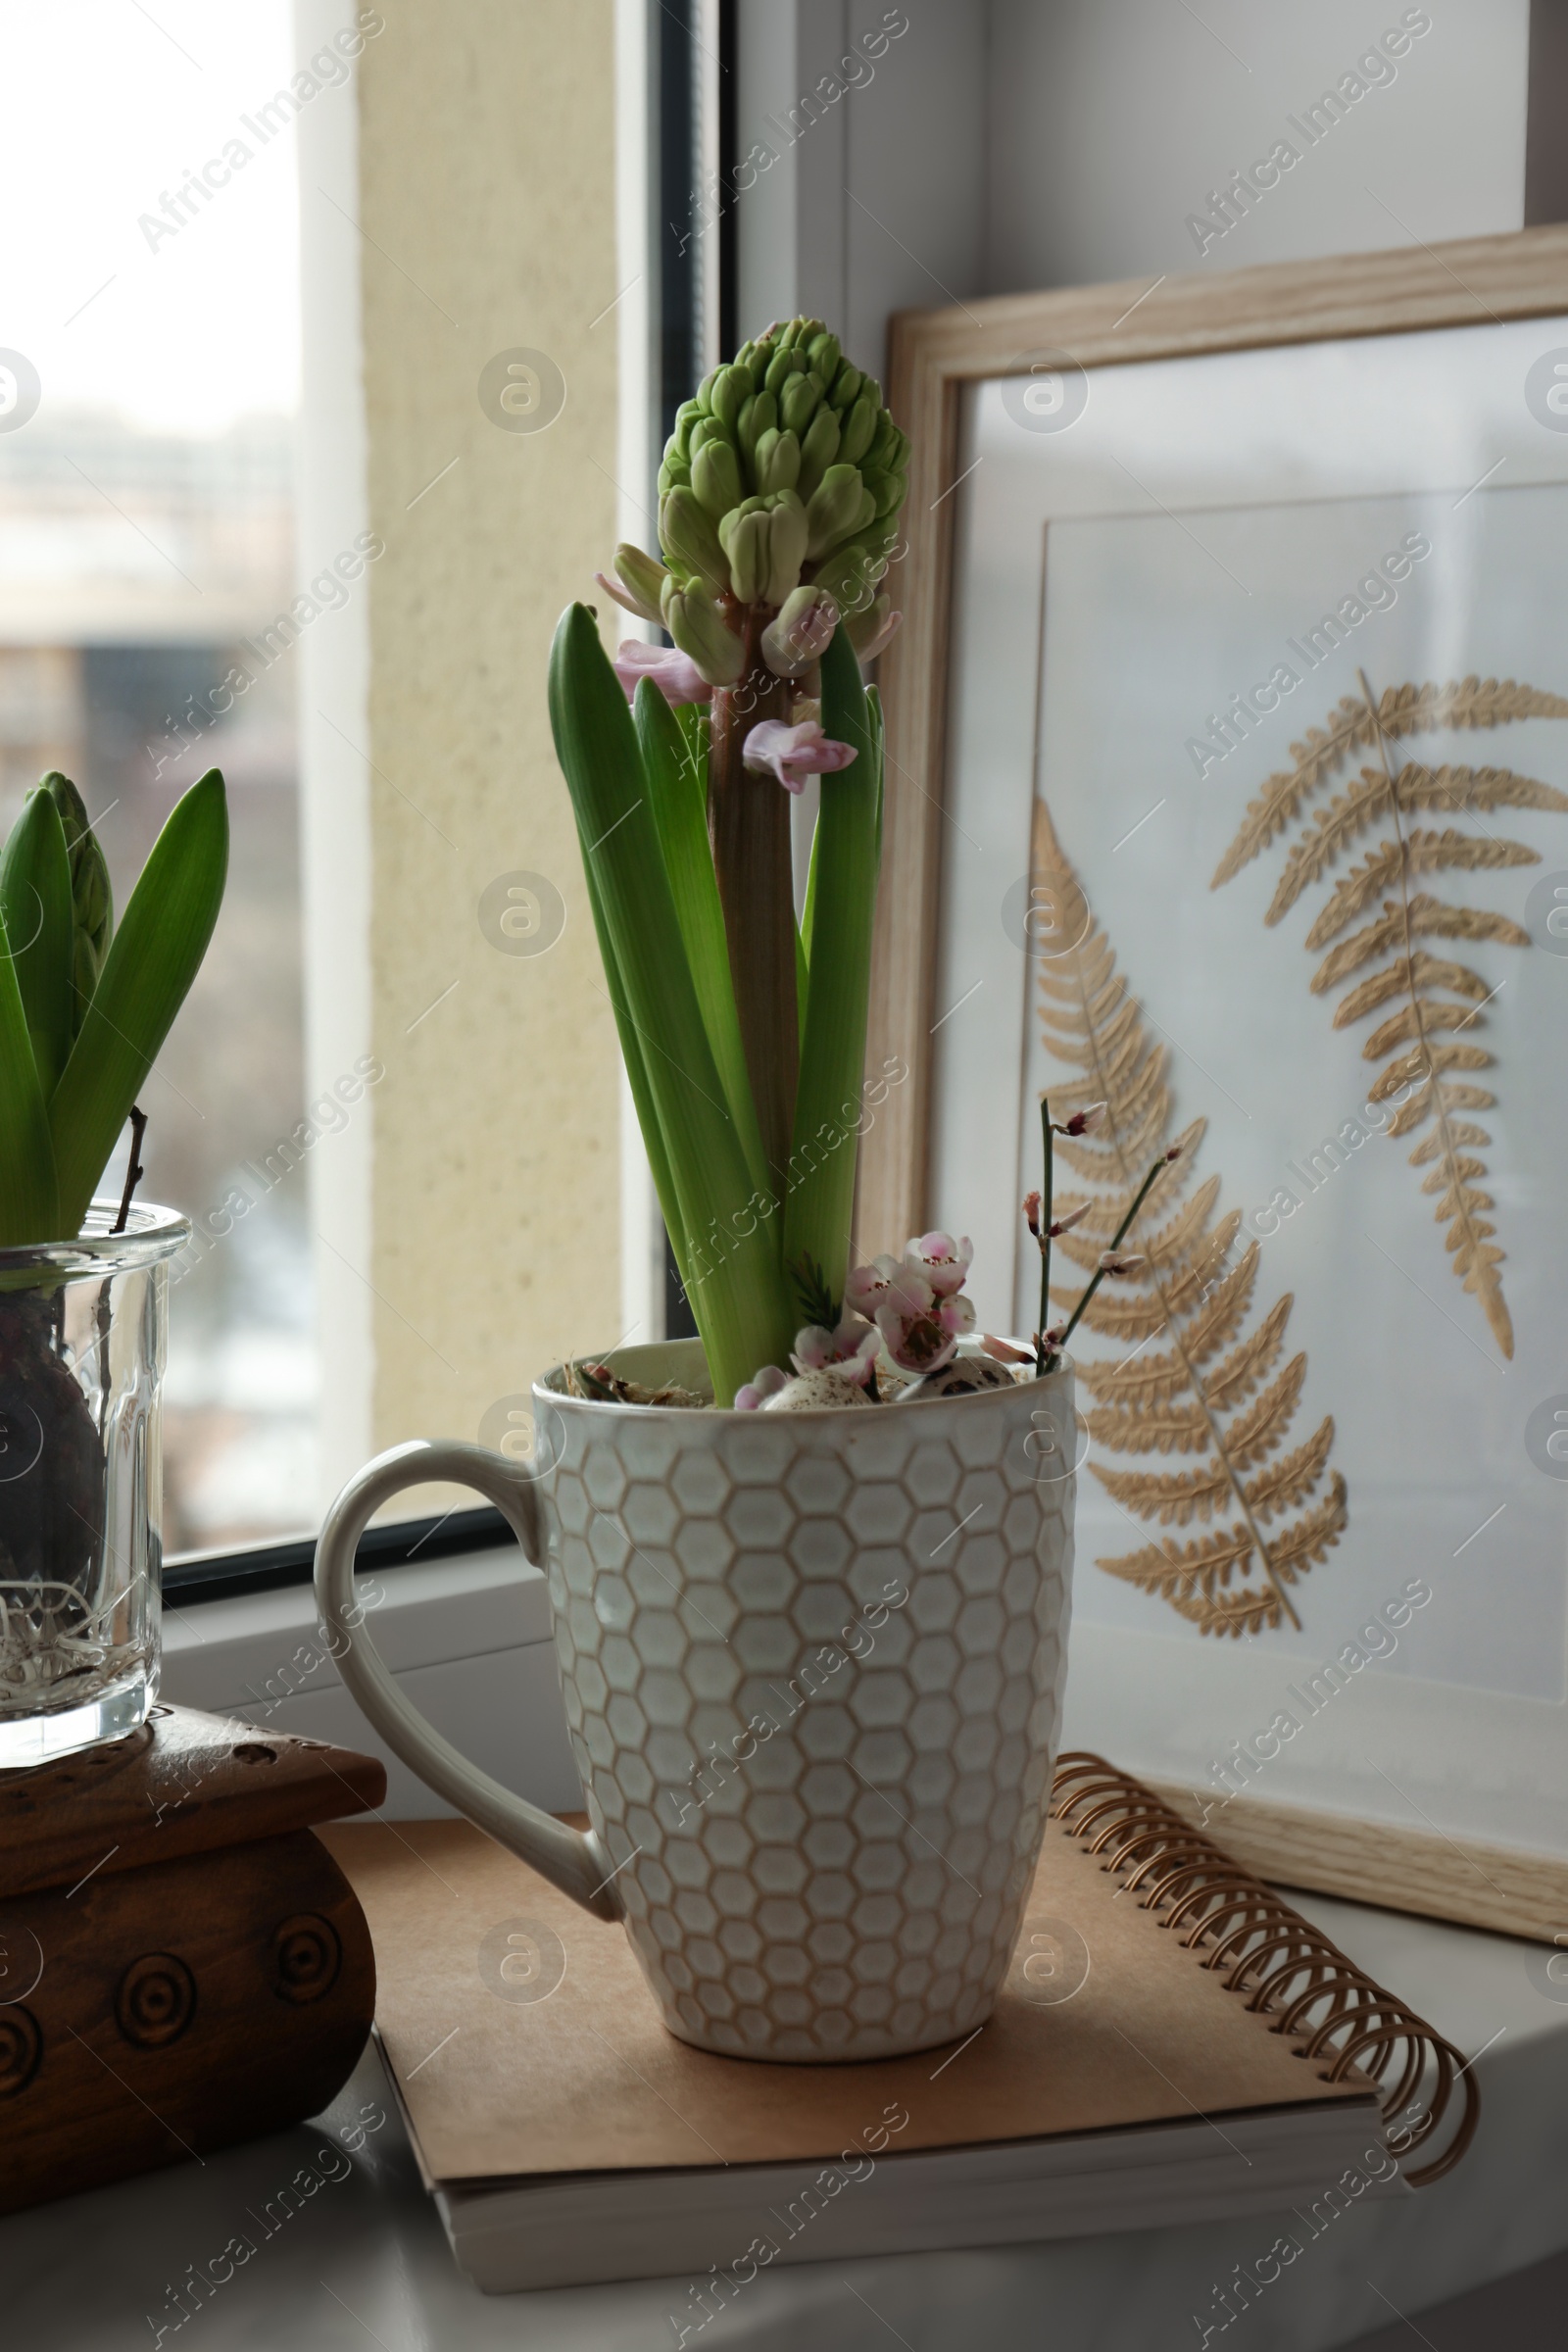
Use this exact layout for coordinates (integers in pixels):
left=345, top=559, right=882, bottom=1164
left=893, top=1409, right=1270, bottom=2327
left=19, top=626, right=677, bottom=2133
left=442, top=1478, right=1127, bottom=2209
left=734, top=1, right=1533, bottom=380
left=985, top=0, right=1531, bottom=292
left=734, top=0, right=988, bottom=372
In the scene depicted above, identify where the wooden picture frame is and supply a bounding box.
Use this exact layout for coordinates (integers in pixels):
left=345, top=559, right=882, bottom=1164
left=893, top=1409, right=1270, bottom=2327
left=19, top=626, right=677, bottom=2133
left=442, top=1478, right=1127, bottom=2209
left=865, top=225, right=1568, bottom=1940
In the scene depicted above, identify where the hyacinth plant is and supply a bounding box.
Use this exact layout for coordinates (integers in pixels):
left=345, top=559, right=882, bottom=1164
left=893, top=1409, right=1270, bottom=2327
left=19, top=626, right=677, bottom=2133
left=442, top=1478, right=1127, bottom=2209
left=0, top=767, right=225, bottom=1630
left=549, top=318, right=912, bottom=1407
left=0, top=768, right=228, bottom=1249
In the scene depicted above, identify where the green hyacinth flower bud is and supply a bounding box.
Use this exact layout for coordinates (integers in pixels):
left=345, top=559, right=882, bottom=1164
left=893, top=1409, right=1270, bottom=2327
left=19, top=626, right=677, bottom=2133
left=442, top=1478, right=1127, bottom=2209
left=688, top=414, right=728, bottom=461
left=805, top=465, right=872, bottom=562
left=737, top=388, right=777, bottom=471
left=637, top=320, right=906, bottom=623
left=691, top=437, right=743, bottom=520
left=836, top=395, right=877, bottom=468
left=760, top=583, right=839, bottom=677
left=718, top=504, right=769, bottom=604
left=796, top=404, right=842, bottom=503
left=601, top=541, right=670, bottom=622
left=868, top=408, right=900, bottom=466
left=761, top=490, right=809, bottom=607
left=710, top=364, right=751, bottom=431
left=762, top=346, right=800, bottom=396
left=806, top=329, right=841, bottom=380
left=861, top=466, right=906, bottom=520
left=753, top=427, right=801, bottom=496
left=660, top=486, right=731, bottom=596
left=779, top=369, right=821, bottom=437
left=661, top=578, right=745, bottom=685
left=40, top=770, right=113, bottom=1035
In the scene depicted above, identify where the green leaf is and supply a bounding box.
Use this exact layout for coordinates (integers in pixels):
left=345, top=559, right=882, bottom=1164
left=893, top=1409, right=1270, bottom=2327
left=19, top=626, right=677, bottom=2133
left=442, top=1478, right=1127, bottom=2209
left=578, top=852, right=690, bottom=1297
left=0, top=787, right=74, bottom=1100
left=549, top=607, right=793, bottom=1399
left=51, top=768, right=228, bottom=1235
left=0, top=899, right=60, bottom=1245
left=783, top=624, right=880, bottom=1304
left=633, top=680, right=771, bottom=1205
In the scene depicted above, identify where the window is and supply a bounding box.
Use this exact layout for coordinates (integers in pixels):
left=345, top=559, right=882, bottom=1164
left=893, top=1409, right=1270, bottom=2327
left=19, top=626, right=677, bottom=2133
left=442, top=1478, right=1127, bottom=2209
left=0, top=1, right=314, bottom=1550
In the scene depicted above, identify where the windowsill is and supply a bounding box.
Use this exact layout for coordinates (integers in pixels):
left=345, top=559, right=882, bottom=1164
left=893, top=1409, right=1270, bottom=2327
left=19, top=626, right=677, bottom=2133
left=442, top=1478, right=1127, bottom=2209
left=158, top=1544, right=582, bottom=1818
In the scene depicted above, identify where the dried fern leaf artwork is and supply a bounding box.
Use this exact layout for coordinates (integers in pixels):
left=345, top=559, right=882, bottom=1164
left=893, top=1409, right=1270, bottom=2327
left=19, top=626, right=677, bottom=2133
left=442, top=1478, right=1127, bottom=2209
left=1032, top=799, right=1348, bottom=1640
left=1211, top=673, right=1568, bottom=1360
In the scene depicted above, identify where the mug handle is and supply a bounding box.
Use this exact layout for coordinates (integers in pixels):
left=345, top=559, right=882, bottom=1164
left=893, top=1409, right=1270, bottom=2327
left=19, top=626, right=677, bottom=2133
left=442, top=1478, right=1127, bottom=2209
left=314, top=1438, right=624, bottom=1922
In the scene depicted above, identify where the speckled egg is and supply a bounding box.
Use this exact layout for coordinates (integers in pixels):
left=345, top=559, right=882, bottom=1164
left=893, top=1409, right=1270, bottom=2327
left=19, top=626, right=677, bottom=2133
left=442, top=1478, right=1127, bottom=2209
left=760, top=1367, right=873, bottom=1411
left=896, top=1352, right=1022, bottom=1402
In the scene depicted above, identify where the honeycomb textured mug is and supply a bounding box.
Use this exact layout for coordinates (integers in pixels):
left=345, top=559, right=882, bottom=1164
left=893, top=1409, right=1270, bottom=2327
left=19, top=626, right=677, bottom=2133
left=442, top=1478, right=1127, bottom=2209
left=315, top=1341, right=1076, bottom=2062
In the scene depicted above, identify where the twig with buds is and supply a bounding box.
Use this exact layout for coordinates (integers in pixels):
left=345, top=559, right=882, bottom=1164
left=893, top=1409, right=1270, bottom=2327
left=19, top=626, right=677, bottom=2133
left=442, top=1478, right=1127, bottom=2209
left=1024, top=1097, right=1105, bottom=1375
left=1020, top=1097, right=1180, bottom=1373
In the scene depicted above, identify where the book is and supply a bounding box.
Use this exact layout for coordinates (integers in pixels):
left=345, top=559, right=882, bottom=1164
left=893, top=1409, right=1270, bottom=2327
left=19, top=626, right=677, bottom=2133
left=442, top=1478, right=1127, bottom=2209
left=319, top=1753, right=1476, bottom=2295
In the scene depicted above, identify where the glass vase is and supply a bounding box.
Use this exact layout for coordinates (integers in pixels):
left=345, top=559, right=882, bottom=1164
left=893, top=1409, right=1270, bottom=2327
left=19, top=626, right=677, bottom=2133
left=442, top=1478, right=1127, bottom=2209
left=0, top=1201, right=188, bottom=1770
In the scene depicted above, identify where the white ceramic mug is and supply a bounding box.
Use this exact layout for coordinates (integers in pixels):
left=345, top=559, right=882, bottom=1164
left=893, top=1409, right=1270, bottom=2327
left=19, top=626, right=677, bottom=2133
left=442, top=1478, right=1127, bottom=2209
left=315, top=1341, right=1077, bottom=2061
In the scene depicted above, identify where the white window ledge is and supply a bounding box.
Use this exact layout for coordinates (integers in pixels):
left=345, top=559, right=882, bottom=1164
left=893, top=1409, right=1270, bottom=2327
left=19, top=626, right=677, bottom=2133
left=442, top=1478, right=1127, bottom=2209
left=159, top=1545, right=583, bottom=1818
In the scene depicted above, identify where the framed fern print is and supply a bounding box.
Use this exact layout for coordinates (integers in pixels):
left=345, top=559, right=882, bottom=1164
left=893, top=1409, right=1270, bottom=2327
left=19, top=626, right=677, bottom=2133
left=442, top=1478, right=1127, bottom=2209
left=872, top=227, right=1568, bottom=1936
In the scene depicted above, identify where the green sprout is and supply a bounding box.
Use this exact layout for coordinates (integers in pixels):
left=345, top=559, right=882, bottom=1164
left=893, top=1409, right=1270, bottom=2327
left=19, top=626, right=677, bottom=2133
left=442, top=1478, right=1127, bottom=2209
left=0, top=768, right=228, bottom=1245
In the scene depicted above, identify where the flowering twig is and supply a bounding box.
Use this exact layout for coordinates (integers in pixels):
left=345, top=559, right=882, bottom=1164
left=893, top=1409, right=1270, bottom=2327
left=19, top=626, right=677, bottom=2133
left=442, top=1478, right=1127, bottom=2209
left=1055, top=1147, right=1179, bottom=1355
left=1024, top=1096, right=1107, bottom=1374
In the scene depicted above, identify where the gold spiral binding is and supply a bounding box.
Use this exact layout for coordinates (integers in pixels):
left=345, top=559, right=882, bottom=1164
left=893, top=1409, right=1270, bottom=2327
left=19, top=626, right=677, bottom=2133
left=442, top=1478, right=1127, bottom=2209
left=1050, top=1752, right=1481, bottom=2186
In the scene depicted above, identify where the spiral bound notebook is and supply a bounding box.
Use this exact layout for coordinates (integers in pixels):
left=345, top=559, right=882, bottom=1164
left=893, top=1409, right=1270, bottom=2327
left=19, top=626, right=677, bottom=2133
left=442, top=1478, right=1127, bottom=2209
left=321, top=1755, right=1478, bottom=2295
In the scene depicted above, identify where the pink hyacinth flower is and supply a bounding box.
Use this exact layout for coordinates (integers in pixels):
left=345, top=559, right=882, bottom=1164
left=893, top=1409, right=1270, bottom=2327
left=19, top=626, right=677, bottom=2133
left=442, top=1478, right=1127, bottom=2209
left=854, top=606, right=903, bottom=663
left=735, top=1363, right=789, bottom=1411
left=875, top=1269, right=976, bottom=1377
left=903, top=1231, right=973, bottom=1298
left=742, top=718, right=858, bottom=795
left=612, top=640, right=711, bottom=707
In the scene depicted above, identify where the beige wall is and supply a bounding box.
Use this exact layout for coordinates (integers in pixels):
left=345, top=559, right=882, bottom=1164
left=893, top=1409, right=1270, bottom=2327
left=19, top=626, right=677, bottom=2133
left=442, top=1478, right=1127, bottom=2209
left=356, top=2, right=623, bottom=1462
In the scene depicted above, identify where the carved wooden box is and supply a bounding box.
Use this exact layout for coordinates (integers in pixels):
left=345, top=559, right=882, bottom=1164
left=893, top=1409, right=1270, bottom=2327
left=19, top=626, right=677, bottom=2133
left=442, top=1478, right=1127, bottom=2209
left=0, top=1704, right=385, bottom=2214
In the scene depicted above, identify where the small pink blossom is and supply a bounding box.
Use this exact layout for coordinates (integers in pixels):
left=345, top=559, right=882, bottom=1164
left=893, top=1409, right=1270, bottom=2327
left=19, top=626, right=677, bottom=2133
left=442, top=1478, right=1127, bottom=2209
left=982, top=1335, right=1033, bottom=1365
left=1022, top=1189, right=1042, bottom=1240
left=903, top=1232, right=973, bottom=1298
left=1053, top=1101, right=1107, bottom=1138
left=1097, top=1250, right=1146, bottom=1276
left=875, top=1268, right=976, bottom=1376
left=1164, top=1141, right=1184, bottom=1163
left=735, top=1363, right=789, bottom=1410
left=792, top=1317, right=880, bottom=1386
left=742, top=719, right=858, bottom=795
left=1049, top=1201, right=1090, bottom=1241
left=844, top=1253, right=903, bottom=1319
left=612, top=640, right=711, bottom=707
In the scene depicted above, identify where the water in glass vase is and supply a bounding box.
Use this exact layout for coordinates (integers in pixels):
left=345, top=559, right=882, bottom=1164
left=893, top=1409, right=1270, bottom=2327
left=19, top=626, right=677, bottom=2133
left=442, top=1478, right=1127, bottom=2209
left=0, top=1203, right=187, bottom=1768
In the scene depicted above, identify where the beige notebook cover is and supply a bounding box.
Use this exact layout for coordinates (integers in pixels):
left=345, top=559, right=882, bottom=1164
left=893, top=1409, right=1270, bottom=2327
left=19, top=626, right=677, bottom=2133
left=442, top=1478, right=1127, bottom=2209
left=321, top=1800, right=1374, bottom=2184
